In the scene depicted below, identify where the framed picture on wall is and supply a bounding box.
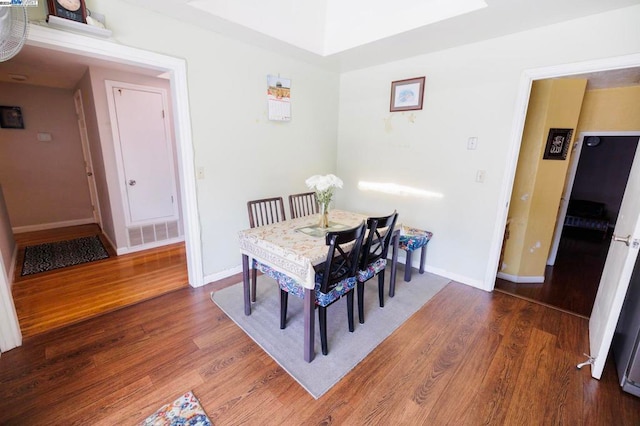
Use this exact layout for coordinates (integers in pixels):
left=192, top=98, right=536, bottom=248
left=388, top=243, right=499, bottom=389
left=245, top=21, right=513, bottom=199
left=0, top=106, right=24, bottom=129
left=543, top=128, right=573, bottom=160
left=390, top=77, right=425, bottom=112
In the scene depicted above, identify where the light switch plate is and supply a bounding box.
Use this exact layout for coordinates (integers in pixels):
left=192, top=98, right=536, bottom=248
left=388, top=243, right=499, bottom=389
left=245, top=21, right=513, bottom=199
left=37, top=132, right=52, bottom=142
left=467, top=137, right=478, bottom=150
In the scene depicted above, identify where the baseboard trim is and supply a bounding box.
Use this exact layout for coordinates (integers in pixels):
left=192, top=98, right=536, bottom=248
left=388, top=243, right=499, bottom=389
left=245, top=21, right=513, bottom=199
left=115, top=236, right=185, bottom=256
left=496, top=272, right=545, bottom=283
left=12, top=218, right=95, bottom=234
left=204, top=265, right=243, bottom=288
left=423, top=265, right=485, bottom=290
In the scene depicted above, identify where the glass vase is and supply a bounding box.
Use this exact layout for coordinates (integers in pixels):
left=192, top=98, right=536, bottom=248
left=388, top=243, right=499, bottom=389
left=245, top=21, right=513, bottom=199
left=319, top=202, right=329, bottom=228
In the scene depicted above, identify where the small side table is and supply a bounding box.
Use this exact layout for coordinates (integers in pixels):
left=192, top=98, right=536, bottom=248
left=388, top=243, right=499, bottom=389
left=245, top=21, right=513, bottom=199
left=398, top=227, right=433, bottom=282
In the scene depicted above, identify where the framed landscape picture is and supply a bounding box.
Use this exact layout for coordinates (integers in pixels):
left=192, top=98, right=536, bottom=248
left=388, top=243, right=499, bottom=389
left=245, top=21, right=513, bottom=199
left=390, top=77, right=425, bottom=112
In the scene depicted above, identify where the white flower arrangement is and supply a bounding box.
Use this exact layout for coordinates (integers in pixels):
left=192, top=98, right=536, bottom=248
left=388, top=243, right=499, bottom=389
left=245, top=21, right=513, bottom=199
left=305, top=174, right=343, bottom=205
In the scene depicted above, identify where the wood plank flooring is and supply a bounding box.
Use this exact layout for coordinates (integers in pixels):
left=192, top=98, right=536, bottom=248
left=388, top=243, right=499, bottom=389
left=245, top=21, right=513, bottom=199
left=1, top=276, right=639, bottom=424
left=11, top=224, right=188, bottom=337
left=495, top=229, right=609, bottom=317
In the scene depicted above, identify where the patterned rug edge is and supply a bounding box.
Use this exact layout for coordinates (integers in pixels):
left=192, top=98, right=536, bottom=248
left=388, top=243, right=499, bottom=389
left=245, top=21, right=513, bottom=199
left=21, top=235, right=109, bottom=276
left=140, top=390, right=211, bottom=426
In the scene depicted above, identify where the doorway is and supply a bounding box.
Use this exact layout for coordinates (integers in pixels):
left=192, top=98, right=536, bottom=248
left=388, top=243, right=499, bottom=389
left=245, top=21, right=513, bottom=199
left=496, top=134, right=640, bottom=317
left=0, top=24, right=203, bottom=352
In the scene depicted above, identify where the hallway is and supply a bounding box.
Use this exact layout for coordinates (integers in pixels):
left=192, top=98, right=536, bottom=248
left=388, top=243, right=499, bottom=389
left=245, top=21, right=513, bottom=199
left=12, top=224, right=188, bottom=338
left=495, top=228, right=610, bottom=318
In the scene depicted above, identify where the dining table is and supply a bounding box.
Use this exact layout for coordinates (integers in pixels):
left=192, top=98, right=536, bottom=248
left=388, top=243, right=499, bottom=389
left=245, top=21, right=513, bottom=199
left=238, top=209, right=400, bottom=362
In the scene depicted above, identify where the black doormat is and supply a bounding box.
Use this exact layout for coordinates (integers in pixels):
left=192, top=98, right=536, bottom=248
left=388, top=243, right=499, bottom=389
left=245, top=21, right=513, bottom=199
left=21, top=235, right=109, bottom=276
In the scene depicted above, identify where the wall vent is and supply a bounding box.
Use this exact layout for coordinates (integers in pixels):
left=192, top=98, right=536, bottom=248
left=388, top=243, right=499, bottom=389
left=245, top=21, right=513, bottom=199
left=127, top=220, right=180, bottom=247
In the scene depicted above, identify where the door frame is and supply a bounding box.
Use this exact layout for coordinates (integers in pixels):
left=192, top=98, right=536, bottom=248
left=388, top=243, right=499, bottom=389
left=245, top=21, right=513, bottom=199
left=1, top=24, right=203, bottom=352
left=74, top=89, right=103, bottom=228
left=485, top=52, right=640, bottom=291
left=546, top=134, right=584, bottom=266
left=547, top=131, right=640, bottom=266
left=22, top=25, right=203, bottom=287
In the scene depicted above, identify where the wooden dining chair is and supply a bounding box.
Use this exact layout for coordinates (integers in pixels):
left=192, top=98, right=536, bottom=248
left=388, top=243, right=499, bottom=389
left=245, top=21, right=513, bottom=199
left=356, top=211, right=398, bottom=324
left=288, top=192, right=318, bottom=219
left=247, top=197, right=286, bottom=301
left=256, top=222, right=366, bottom=355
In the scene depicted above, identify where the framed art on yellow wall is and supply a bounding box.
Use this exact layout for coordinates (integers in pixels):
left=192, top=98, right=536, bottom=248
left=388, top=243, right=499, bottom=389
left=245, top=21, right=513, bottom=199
left=543, top=128, right=573, bottom=160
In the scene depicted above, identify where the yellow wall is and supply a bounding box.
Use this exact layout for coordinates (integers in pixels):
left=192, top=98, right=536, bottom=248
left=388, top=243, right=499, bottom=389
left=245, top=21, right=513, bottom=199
left=502, top=81, right=551, bottom=274
left=577, top=86, right=640, bottom=132
left=502, top=79, right=587, bottom=278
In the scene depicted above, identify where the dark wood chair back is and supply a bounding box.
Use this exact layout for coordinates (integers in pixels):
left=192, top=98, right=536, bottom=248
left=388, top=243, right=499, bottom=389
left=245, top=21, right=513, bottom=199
left=247, top=197, right=286, bottom=228
left=359, top=211, right=398, bottom=270
left=318, top=222, right=366, bottom=295
left=289, top=192, right=318, bottom=219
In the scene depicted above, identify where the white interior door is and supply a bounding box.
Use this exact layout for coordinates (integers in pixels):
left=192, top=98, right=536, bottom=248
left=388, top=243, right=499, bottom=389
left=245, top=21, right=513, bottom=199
left=588, top=141, right=640, bottom=379
left=73, top=89, right=102, bottom=226
left=108, top=83, right=178, bottom=225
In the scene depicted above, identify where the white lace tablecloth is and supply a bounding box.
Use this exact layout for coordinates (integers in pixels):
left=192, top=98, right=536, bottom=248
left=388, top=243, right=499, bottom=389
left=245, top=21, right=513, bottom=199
left=238, top=210, right=368, bottom=289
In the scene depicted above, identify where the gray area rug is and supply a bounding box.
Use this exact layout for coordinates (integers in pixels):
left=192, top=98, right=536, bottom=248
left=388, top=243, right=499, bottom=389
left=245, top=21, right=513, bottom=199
left=21, top=235, right=109, bottom=276
left=211, top=271, right=450, bottom=399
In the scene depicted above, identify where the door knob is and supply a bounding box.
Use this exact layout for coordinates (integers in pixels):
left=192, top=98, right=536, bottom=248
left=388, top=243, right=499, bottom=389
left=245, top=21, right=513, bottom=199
left=612, top=234, right=631, bottom=246
left=128, top=179, right=136, bottom=186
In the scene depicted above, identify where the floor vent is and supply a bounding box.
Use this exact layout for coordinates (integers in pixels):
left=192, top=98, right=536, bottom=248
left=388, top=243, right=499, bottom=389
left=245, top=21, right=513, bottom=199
left=128, top=220, right=180, bottom=247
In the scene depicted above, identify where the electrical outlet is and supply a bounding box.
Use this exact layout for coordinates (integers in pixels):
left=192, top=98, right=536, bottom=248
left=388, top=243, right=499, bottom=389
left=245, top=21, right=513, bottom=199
left=197, top=167, right=205, bottom=180
left=476, top=170, right=486, bottom=183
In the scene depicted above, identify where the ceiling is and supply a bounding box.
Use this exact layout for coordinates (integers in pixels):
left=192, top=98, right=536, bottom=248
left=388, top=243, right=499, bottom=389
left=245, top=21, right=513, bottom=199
left=180, top=0, right=489, bottom=56
left=0, top=0, right=639, bottom=89
left=120, top=0, right=640, bottom=71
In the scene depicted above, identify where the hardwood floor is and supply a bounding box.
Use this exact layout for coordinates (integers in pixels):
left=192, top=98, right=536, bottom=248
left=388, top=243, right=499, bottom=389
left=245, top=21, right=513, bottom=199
left=11, top=224, right=188, bottom=337
left=1, top=274, right=639, bottom=424
left=495, top=229, right=610, bottom=318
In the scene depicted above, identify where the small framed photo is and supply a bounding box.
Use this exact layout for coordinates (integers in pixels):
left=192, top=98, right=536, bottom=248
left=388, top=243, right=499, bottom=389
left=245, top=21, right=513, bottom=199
left=543, top=128, right=573, bottom=160
left=390, top=77, right=425, bottom=112
left=47, top=0, right=87, bottom=23
left=0, top=106, right=25, bottom=129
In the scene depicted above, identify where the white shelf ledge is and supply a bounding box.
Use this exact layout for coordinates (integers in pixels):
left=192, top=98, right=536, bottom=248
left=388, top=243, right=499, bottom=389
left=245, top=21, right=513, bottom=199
left=46, top=15, right=112, bottom=39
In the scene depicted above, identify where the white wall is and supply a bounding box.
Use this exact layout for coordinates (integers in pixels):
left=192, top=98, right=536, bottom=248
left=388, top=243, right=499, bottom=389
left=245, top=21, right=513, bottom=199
left=24, top=1, right=639, bottom=287
left=84, top=0, right=340, bottom=279
left=336, top=5, right=640, bottom=288
left=0, top=186, right=15, bottom=282
left=0, top=186, right=20, bottom=352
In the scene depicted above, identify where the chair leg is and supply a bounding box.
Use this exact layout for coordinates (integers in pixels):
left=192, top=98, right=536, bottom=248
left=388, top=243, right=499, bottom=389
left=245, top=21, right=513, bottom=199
left=319, top=306, right=328, bottom=355
left=251, top=268, right=257, bottom=302
left=404, top=250, right=413, bottom=282
left=378, top=271, right=385, bottom=307
left=280, top=289, right=288, bottom=329
left=347, top=290, right=355, bottom=332
left=357, top=281, right=365, bottom=324
left=419, top=245, right=427, bottom=274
